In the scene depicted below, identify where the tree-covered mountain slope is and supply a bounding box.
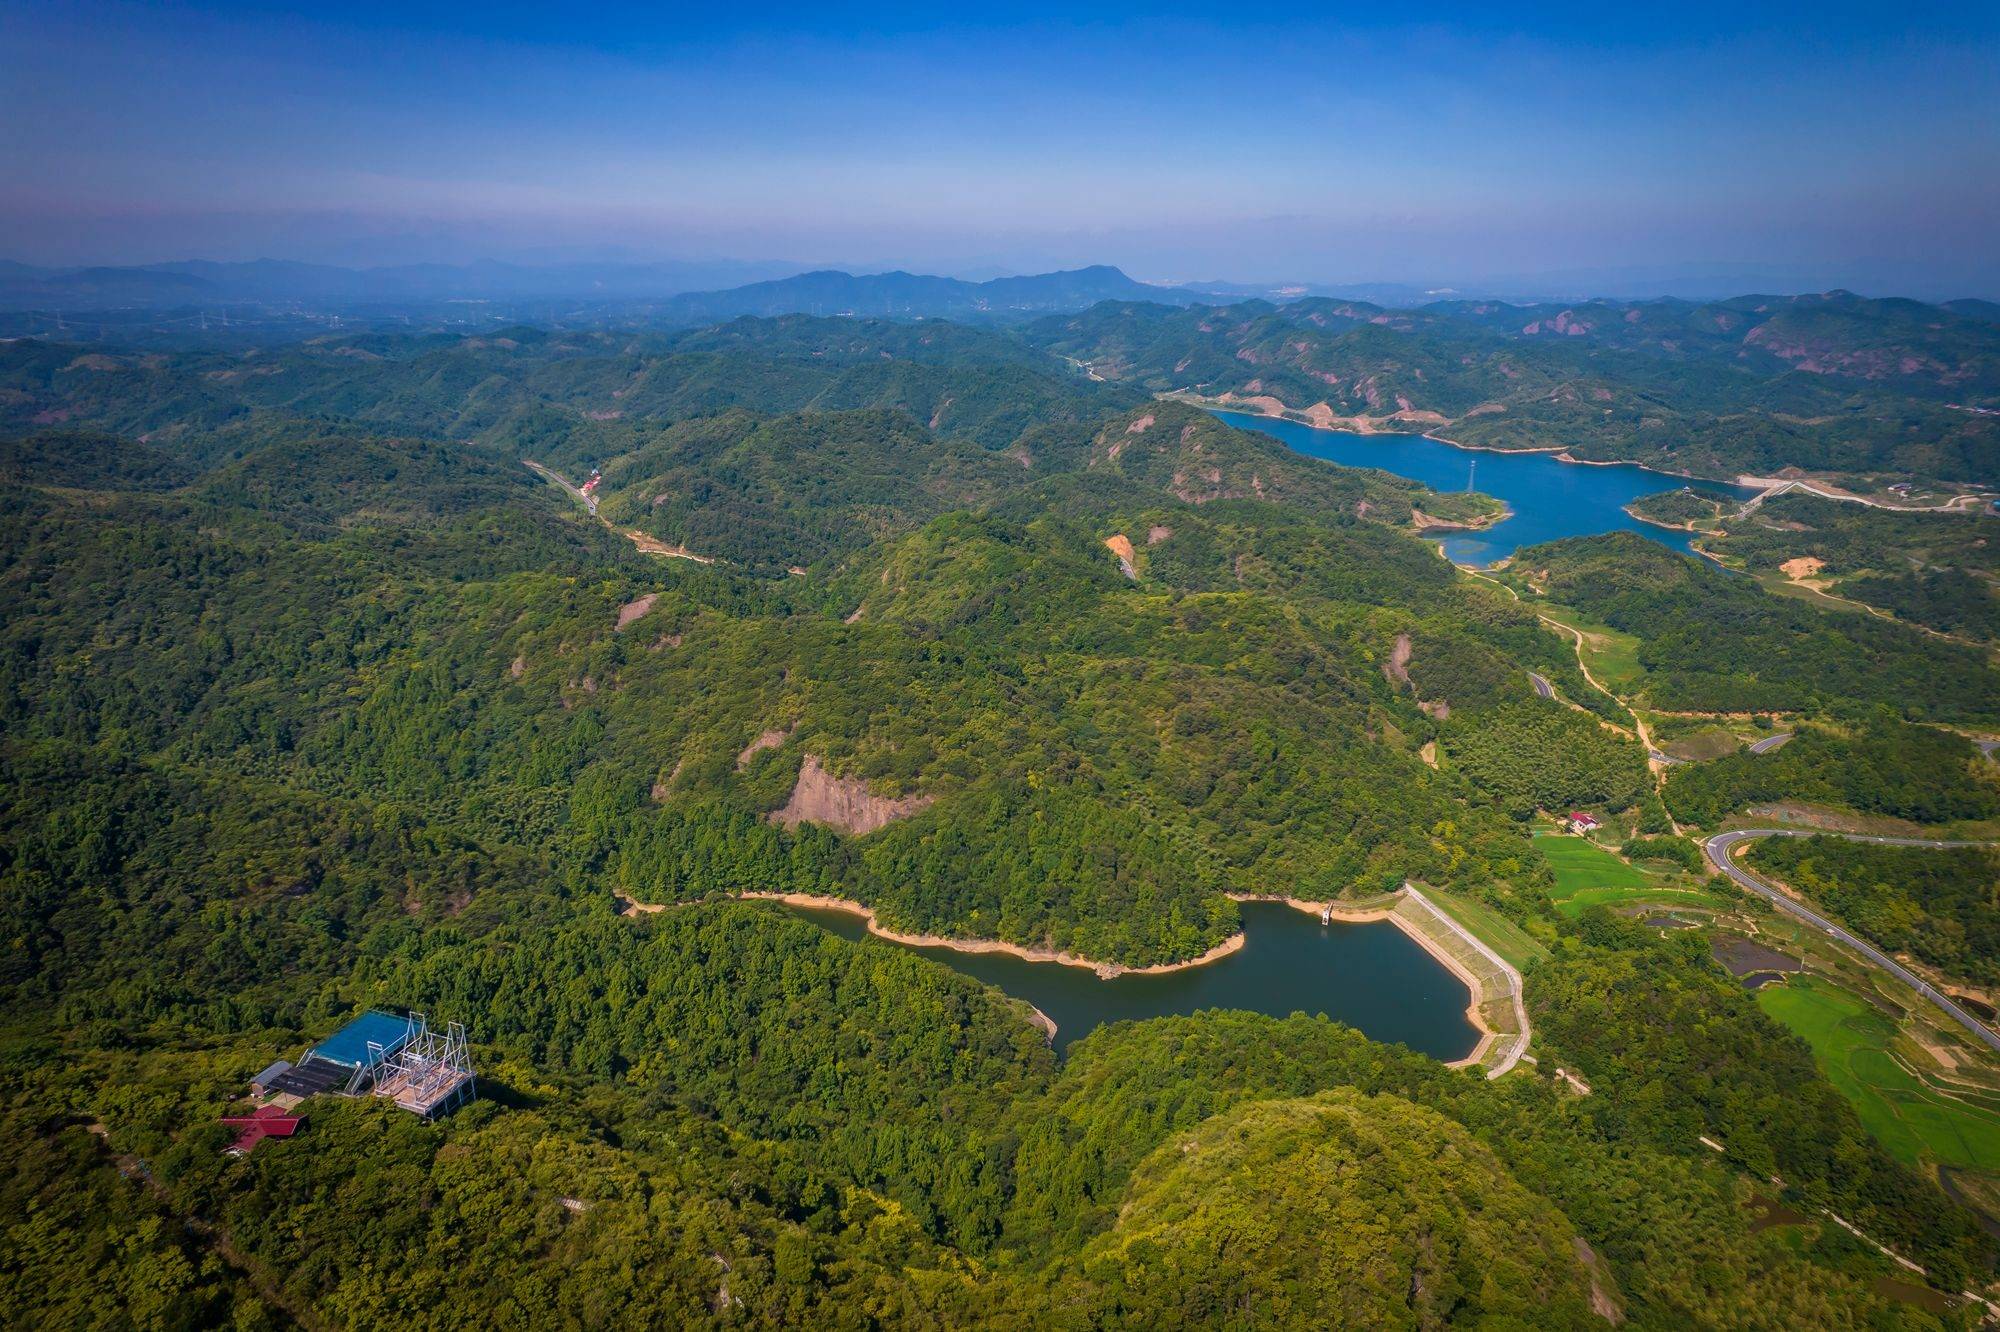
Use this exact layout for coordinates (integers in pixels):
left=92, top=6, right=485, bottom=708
left=0, top=423, right=1567, bottom=966
left=1645, top=489, right=2000, bottom=644
left=4, top=325, right=1995, bottom=1327
left=584, top=397, right=1503, bottom=572
left=1025, top=292, right=2000, bottom=482
left=0, top=315, right=1143, bottom=466
left=1066, top=1090, right=1603, bottom=1326
left=1504, top=532, right=2000, bottom=721
left=590, top=407, right=1033, bottom=572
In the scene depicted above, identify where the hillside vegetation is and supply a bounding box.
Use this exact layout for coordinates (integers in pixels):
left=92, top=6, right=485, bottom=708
left=1747, top=836, right=2000, bottom=986
left=2, top=315, right=1993, bottom=1327
left=1686, top=492, right=2000, bottom=643
left=1664, top=718, right=2000, bottom=827
left=1025, top=291, right=2000, bottom=482
left=1507, top=532, right=2000, bottom=722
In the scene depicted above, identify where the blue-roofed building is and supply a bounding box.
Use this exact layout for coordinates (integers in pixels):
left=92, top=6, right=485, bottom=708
left=262, top=1009, right=476, bottom=1118
left=310, top=1010, right=415, bottom=1069
left=265, top=1010, right=415, bottom=1099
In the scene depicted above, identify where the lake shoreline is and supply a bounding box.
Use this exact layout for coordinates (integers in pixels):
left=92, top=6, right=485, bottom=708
left=733, top=891, right=1246, bottom=978
left=1224, top=891, right=1507, bottom=1070
left=1411, top=503, right=1513, bottom=534
left=1199, top=399, right=1726, bottom=488
left=1621, top=502, right=1708, bottom=533
left=620, top=887, right=1510, bottom=1068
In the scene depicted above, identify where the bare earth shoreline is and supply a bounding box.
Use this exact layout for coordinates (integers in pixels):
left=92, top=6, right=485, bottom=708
left=619, top=886, right=1518, bottom=1070
left=1192, top=396, right=1722, bottom=487
left=734, top=891, right=1245, bottom=977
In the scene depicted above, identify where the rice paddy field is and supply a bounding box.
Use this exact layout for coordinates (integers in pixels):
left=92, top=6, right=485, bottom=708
left=1533, top=832, right=1732, bottom=918
left=1757, top=977, right=2000, bottom=1174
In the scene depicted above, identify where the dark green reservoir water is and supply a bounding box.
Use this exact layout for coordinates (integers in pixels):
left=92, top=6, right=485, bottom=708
left=787, top=900, right=1481, bottom=1059
left=1217, top=410, right=1758, bottom=566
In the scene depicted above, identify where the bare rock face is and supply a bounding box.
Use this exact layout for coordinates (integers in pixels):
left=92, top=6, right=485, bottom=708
left=769, top=754, right=932, bottom=836
left=1383, top=633, right=1413, bottom=688
left=1146, top=525, right=1173, bottom=545
left=1104, top=534, right=1137, bottom=579
left=616, top=593, right=659, bottom=630
left=736, top=727, right=791, bottom=770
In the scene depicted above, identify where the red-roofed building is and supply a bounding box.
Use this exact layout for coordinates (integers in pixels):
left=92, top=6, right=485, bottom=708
left=221, top=1104, right=304, bottom=1154
left=1566, top=812, right=1601, bottom=834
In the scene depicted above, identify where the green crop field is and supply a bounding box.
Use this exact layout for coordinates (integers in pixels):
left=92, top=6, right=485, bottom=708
left=1560, top=886, right=1733, bottom=916
left=1533, top=833, right=1728, bottom=919
left=1537, top=834, right=1650, bottom=892
left=1528, top=603, right=1648, bottom=696
left=1759, top=977, right=2000, bottom=1172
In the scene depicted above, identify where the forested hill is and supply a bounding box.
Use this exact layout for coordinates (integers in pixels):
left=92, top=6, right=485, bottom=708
left=0, top=315, right=1142, bottom=463
left=12, top=282, right=1997, bottom=485
left=1023, top=291, right=2000, bottom=483
left=1508, top=531, right=2000, bottom=722
left=587, top=398, right=1502, bottom=572
left=4, top=313, right=1997, bottom=1325
left=1640, top=489, right=2000, bottom=643
left=0, top=322, right=1499, bottom=572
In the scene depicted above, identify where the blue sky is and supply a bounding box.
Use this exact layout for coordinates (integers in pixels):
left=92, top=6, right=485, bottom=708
left=2, top=1, right=1994, bottom=292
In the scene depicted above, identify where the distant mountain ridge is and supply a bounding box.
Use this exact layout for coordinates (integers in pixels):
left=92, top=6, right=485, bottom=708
left=0, top=258, right=1207, bottom=320
left=0, top=257, right=810, bottom=310
left=650, top=265, right=1208, bottom=324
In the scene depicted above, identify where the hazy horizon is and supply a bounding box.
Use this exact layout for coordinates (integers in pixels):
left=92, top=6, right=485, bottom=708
left=3, top=2, right=1996, bottom=298
left=7, top=254, right=1995, bottom=308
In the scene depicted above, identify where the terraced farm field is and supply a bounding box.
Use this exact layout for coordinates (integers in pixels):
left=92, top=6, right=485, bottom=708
left=1759, top=977, right=2000, bottom=1173
left=1534, top=833, right=1731, bottom=918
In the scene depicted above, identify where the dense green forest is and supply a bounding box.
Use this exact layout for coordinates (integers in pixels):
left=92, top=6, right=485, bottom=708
left=1681, top=493, right=2000, bottom=642
left=3, top=316, right=1993, bottom=1327
left=1662, top=717, right=2000, bottom=827
left=1626, top=487, right=1728, bottom=528
left=1746, top=837, right=2000, bottom=985
left=1024, top=291, right=2000, bottom=482
left=1510, top=532, right=2000, bottom=722
left=1441, top=702, right=1650, bottom=819
left=1846, top=568, right=2000, bottom=643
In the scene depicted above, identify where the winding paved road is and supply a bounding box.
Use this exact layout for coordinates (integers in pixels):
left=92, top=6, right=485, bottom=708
left=1704, top=829, right=2000, bottom=1054
left=1748, top=732, right=1794, bottom=755
left=1527, top=671, right=1554, bottom=700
